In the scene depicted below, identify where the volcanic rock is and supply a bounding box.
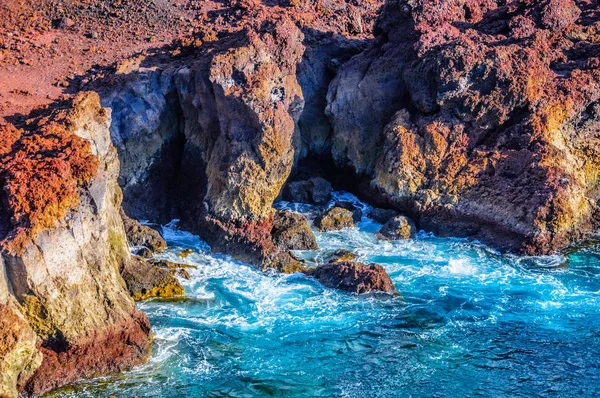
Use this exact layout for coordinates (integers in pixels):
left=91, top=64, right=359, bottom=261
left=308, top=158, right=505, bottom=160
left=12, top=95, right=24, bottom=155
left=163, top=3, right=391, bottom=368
left=120, top=257, right=184, bottom=302
left=377, top=215, right=417, bottom=240
left=309, top=261, right=396, bottom=294
left=0, top=93, right=152, bottom=396
left=313, top=207, right=355, bottom=232
left=283, top=177, right=333, bottom=204
left=327, top=0, right=600, bottom=255
left=334, top=201, right=362, bottom=223
left=121, top=210, right=167, bottom=253
left=271, top=210, right=318, bottom=251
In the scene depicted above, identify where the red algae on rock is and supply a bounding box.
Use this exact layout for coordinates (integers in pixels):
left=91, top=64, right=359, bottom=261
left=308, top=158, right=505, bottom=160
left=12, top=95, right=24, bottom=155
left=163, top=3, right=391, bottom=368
left=0, top=101, right=99, bottom=254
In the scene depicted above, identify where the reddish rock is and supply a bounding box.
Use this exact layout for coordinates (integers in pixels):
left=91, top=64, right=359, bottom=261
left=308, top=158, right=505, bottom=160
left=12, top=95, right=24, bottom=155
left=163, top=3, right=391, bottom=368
left=309, top=261, right=396, bottom=294
left=328, top=0, right=600, bottom=254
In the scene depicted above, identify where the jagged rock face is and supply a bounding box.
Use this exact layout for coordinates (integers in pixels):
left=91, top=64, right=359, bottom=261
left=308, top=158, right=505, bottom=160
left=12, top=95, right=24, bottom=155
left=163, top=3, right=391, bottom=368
left=0, top=93, right=151, bottom=397
left=328, top=0, right=600, bottom=254
left=271, top=210, right=318, bottom=250
left=121, top=257, right=184, bottom=301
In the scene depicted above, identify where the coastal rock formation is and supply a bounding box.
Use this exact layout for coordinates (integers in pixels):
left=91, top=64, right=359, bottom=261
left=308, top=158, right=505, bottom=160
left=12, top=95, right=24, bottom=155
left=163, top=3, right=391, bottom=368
left=313, top=207, right=355, bottom=231
left=309, top=261, right=396, bottom=294
left=367, top=208, right=399, bottom=224
left=282, top=177, right=332, bottom=204
left=121, top=257, right=184, bottom=301
left=334, top=201, right=363, bottom=223
left=0, top=93, right=151, bottom=396
left=377, top=215, right=417, bottom=240
left=323, top=249, right=357, bottom=263
left=271, top=211, right=318, bottom=251
left=121, top=209, right=167, bottom=253
left=328, top=0, right=600, bottom=254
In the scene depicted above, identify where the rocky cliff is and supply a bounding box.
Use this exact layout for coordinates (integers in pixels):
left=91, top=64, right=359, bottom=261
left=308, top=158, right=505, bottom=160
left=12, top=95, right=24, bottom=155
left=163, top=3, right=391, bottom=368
left=101, top=0, right=600, bottom=267
left=328, top=0, right=600, bottom=254
left=0, top=93, right=151, bottom=397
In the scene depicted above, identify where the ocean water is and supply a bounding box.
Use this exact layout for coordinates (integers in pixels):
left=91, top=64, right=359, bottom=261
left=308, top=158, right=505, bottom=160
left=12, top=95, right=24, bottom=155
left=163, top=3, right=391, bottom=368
left=52, top=192, right=600, bottom=397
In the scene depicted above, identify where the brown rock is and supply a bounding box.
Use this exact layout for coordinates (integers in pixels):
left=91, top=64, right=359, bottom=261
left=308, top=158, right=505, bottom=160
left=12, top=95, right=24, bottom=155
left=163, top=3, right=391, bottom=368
left=377, top=215, right=416, bottom=240
left=309, top=261, right=396, bottom=294
left=325, top=249, right=357, bottom=263
left=121, top=209, right=167, bottom=253
left=335, top=201, right=362, bottom=223
left=271, top=210, right=318, bottom=251
left=120, top=257, right=184, bottom=301
left=313, top=207, right=354, bottom=232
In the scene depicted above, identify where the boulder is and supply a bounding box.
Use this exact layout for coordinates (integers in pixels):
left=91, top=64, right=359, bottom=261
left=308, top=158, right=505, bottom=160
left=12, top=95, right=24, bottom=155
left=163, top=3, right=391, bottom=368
left=271, top=211, right=318, bottom=250
left=367, top=208, right=399, bottom=224
left=309, top=261, right=396, bottom=294
left=283, top=177, right=332, bottom=204
left=324, top=249, right=357, bottom=263
left=121, top=257, right=184, bottom=302
left=121, top=209, right=167, bottom=253
left=313, top=207, right=354, bottom=232
left=334, top=201, right=362, bottom=223
left=377, top=215, right=417, bottom=240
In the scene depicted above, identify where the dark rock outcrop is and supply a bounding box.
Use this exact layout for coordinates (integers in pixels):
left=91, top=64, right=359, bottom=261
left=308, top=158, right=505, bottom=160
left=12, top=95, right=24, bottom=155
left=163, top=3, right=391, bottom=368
left=327, top=0, right=600, bottom=254
left=313, top=207, right=355, bottom=231
left=377, top=215, right=416, bottom=240
left=271, top=210, right=318, bottom=250
left=309, top=261, right=396, bottom=294
left=334, top=201, right=362, bottom=222
left=120, top=256, right=184, bottom=301
left=283, top=177, right=332, bottom=204
left=121, top=209, right=167, bottom=253
left=367, top=208, right=399, bottom=224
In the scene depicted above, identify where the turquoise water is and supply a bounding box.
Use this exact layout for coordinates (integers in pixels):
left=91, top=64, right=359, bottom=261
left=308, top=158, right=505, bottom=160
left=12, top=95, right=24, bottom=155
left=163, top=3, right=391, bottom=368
left=54, top=192, right=600, bottom=397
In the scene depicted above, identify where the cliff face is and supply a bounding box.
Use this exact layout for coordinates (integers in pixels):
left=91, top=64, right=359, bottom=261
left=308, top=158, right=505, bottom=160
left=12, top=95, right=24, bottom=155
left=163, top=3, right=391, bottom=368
left=102, top=0, right=600, bottom=265
left=0, top=93, right=151, bottom=397
left=328, top=0, right=600, bottom=254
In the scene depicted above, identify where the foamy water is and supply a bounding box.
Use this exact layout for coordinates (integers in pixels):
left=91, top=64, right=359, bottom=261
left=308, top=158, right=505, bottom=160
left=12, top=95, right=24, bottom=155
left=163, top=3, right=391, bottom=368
left=51, top=192, right=600, bottom=397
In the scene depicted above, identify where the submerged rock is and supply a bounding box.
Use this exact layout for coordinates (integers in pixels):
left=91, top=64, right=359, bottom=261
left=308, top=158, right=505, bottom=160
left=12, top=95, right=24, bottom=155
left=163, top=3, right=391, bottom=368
left=271, top=210, right=318, bottom=250
left=283, top=177, right=332, bottom=204
left=367, top=208, right=399, bottom=224
left=121, top=209, right=167, bottom=253
left=309, top=261, right=396, bottom=294
left=313, top=207, right=355, bottom=232
left=377, top=215, right=417, bottom=240
left=121, top=257, right=185, bottom=302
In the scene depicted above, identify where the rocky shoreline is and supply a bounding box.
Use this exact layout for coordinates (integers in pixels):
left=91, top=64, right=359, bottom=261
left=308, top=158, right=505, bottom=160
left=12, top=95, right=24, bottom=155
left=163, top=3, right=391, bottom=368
left=2, top=0, right=599, bottom=395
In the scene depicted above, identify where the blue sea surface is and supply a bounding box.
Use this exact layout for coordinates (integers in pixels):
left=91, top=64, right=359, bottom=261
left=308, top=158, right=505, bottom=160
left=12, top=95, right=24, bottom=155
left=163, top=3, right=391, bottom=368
left=52, top=192, right=600, bottom=397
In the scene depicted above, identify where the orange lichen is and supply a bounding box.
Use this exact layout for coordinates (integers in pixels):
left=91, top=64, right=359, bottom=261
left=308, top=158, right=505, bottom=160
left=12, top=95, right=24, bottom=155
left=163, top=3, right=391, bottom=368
left=0, top=119, right=99, bottom=254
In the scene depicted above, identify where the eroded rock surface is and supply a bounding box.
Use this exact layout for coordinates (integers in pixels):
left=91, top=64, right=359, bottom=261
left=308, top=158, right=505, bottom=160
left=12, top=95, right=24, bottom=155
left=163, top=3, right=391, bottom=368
left=0, top=93, right=151, bottom=397
left=121, top=257, right=184, bottom=301
left=313, top=207, right=355, bottom=231
left=309, top=261, right=396, bottom=294
left=328, top=0, right=600, bottom=254
left=271, top=211, right=318, bottom=251
left=121, top=209, right=167, bottom=254
left=377, top=215, right=417, bottom=240
left=283, top=177, right=333, bottom=204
